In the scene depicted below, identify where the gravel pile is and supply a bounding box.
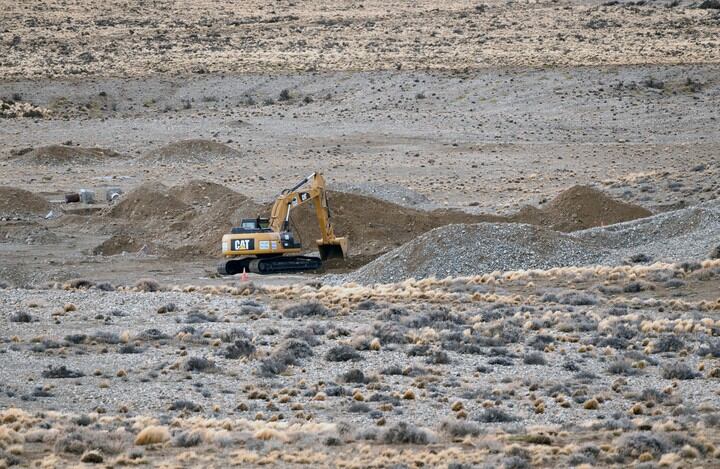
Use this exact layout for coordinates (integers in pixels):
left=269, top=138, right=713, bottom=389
left=341, top=223, right=606, bottom=284
left=576, top=198, right=720, bottom=264
left=337, top=199, right=720, bottom=285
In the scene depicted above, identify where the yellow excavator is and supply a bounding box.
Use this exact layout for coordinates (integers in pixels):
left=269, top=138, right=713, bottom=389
left=218, top=172, right=348, bottom=275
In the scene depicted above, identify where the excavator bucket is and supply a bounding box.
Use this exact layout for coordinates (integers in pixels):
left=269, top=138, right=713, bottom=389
left=317, top=237, right=348, bottom=260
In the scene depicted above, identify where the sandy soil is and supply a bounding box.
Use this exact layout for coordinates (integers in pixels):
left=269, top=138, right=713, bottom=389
left=2, top=0, right=720, bottom=79
left=1, top=1, right=720, bottom=467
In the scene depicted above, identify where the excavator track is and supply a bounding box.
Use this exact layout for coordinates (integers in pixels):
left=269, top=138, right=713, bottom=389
left=218, top=256, right=322, bottom=275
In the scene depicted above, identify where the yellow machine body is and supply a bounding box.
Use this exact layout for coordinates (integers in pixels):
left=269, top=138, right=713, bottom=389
left=218, top=172, right=347, bottom=275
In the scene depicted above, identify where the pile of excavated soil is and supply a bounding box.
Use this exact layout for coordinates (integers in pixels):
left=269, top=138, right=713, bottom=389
left=284, top=191, right=503, bottom=257
left=511, top=185, right=651, bottom=232
left=339, top=199, right=720, bottom=285
left=98, top=181, right=262, bottom=257
left=342, top=223, right=604, bottom=284
left=108, top=183, right=192, bottom=221
left=164, top=192, right=263, bottom=258
left=0, top=187, right=50, bottom=217
left=168, top=180, right=241, bottom=205
left=92, top=234, right=155, bottom=256
left=0, top=221, right=58, bottom=245
left=20, top=145, right=122, bottom=166
left=142, top=140, right=241, bottom=164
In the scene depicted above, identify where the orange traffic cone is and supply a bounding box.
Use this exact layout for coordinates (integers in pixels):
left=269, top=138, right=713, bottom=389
left=241, top=267, right=249, bottom=282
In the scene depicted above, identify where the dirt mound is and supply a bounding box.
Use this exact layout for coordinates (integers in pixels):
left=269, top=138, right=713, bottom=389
left=21, top=145, right=122, bottom=166
left=343, top=223, right=603, bottom=285
left=142, top=140, right=240, bottom=164
left=511, top=185, right=651, bottom=232
left=283, top=191, right=503, bottom=257
left=100, top=181, right=262, bottom=258
left=109, top=183, right=192, bottom=221
left=163, top=192, right=263, bottom=258
left=93, top=234, right=155, bottom=256
left=0, top=187, right=50, bottom=217
left=0, top=221, right=58, bottom=244
left=168, top=180, right=241, bottom=205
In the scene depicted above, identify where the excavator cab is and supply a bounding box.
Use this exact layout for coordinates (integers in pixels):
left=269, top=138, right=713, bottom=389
left=232, top=218, right=271, bottom=233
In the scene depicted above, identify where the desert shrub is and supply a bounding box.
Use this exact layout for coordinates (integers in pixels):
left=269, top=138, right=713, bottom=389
left=710, top=245, right=720, bottom=259
left=661, top=362, right=698, bottom=380
left=173, top=430, right=203, bottom=447
left=426, top=350, right=451, bottom=364
left=119, top=344, right=143, bottom=354
left=283, top=301, right=331, bottom=318
left=42, top=365, right=84, bottom=378
left=407, top=345, right=430, bottom=356
left=559, top=292, right=598, bottom=306
left=488, top=357, right=513, bottom=366
left=258, top=339, right=313, bottom=376
left=55, top=430, right=125, bottom=455
left=607, top=359, right=637, bottom=375
left=563, top=360, right=580, bottom=372
left=439, top=420, right=482, bottom=438
left=91, top=331, right=121, bottom=344
left=277, top=339, right=314, bottom=358
left=623, top=281, right=648, bottom=293
left=697, top=339, right=720, bottom=357
left=378, top=307, right=409, bottom=321
left=95, top=282, right=115, bottom=291
left=574, top=370, right=599, bottom=382
left=278, top=89, right=291, bottom=101
left=219, top=328, right=251, bottom=343
left=502, top=456, right=530, bottom=469
left=617, top=432, right=668, bottom=458
left=286, top=325, right=324, bottom=346
left=184, top=310, right=217, bottom=323
left=156, top=303, right=176, bottom=314
left=348, top=402, right=371, bottom=413
left=596, top=336, right=628, bottom=349
left=239, top=299, right=265, bottom=315
left=381, top=422, right=430, bottom=444
left=325, top=345, right=361, bottom=362
left=405, top=309, right=465, bottom=330
left=627, top=253, right=652, bottom=264
left=356, top=300, right=378, bottom=310
left=134, top=278, right=160, bottom=292
left=523, top=352, right=546, bottom=365
left=224, top=339, right=255, bottom=359
left=372, top=322, right=408, bottom=344
left=137, top=328, right=168, bottom=340
left=653, top=335, right=684, bottom=353
left=640, top=388, right=665, bottom=403
left=10, top=311, right=33, bottom=322
left=169, top=400, right=202, bottom=411
left=476, top=408, right=516, bottom=423
left=527, top=334, right=553, bottom=350
left=64, top=334, right=87, bottom=344
left=182, top=356, right=216, bottom=372
left=381, top=365, right=404, bottom=375
left=340, top=368, right=369, bottom=384
left=67, top=279, right=94, bottom=289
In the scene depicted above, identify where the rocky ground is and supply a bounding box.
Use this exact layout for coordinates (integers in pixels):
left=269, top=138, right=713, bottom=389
left=2, top=0, right=720, bottom=467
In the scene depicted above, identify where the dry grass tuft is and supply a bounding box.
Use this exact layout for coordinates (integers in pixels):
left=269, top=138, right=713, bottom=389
left=134, top=426, right=170, bottom=445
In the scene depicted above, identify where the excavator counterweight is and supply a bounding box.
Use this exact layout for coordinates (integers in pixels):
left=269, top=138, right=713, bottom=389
left=218, top=172, right=347, bottom=275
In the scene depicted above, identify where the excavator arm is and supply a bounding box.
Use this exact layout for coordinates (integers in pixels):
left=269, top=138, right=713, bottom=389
left=268, top=172, right=348, bottom=260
